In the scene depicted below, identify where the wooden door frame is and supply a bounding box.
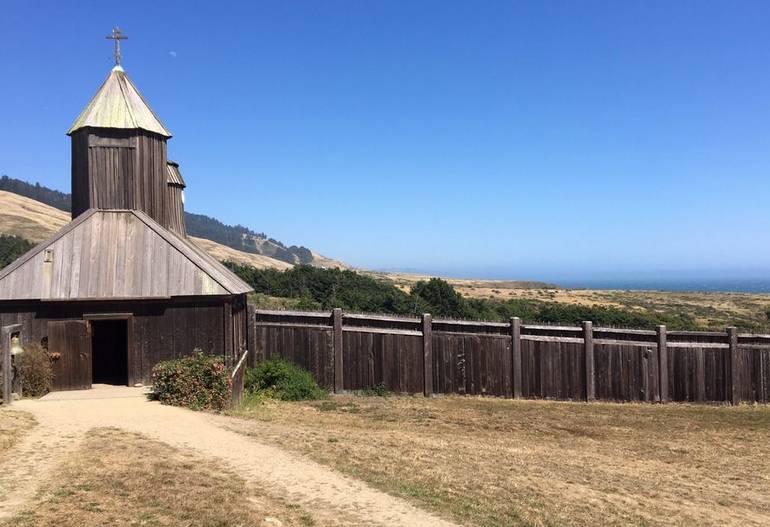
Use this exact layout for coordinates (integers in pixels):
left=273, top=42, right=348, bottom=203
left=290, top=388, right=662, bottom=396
left=83, top=313, right=134, bottom=386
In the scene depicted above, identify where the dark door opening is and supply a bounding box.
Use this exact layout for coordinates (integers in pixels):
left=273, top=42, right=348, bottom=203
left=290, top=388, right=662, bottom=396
left=91, top=319, right=128, bottom=385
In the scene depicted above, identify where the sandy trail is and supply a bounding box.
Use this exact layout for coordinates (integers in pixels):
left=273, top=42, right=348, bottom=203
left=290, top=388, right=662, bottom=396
left=0, top=386, right=456, bottom=526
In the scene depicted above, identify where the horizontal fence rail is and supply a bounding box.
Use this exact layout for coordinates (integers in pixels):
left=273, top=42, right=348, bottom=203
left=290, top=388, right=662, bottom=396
left=248, top=309, right=770, bottom=404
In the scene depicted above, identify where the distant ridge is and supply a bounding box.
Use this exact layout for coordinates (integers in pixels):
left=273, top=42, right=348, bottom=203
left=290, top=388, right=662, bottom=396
left=0, top=190, right=294, bottom=271
left=0, top=175, right=345, bottom=269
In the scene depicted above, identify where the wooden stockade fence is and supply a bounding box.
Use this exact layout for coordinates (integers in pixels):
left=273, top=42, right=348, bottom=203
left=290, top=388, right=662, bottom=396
left=230, top=349, right=249, bottom=407
left=248, top=309, right=770, bottom=404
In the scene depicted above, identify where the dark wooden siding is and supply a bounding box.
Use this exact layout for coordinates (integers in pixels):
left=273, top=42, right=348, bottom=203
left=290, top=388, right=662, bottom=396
left=521, top=339, right=585, bottom=400
left=255, top=325, right=335, bottom=389
left=433, top=332, right=510, bottom=396
left=0, top=297, right=244, bottom=389
left=343, top=330, right=424, bottom=393
left=48, top=320, right=91, bottom=391
left=71, top=129, right=172, bottom=232
left=253, top=310, right=770, bottom=404
left=166, top=184, right=186, bottom=236
left=594, top=342, right=658, bottom=402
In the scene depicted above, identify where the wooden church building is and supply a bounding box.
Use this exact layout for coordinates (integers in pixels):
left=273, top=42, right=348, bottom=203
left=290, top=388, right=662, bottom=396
left=0, top=43, right=252, bottom=390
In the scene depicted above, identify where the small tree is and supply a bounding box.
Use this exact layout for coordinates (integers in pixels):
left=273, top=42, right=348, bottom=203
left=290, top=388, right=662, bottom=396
left=410, top=278, right=466, bottom=317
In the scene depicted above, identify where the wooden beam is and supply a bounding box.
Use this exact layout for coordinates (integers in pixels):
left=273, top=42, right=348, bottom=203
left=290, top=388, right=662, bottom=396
left=657, top=325, right=668, bottom=403
left=2, top=332, right=11, bottom=406
left=511, top=317, right=522, bottom=399
left=422, top=313, right=433, bottom=397
left=727, top=326, right=740, bottom=405
left=247, top=303, right=256, bottom=367
left=223, top=302, right=233, bottom=368
left=583, top=321, right=595, bottom=401
left=333, top=308, right=343, bottom=393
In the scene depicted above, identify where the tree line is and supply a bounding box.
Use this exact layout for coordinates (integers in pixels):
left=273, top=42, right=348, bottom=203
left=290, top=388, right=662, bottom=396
left=225, top=263, right=697, bottom=330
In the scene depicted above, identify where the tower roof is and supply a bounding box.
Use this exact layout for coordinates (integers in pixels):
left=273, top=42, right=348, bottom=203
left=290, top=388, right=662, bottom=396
left=67, top=65, right=172, bottom=137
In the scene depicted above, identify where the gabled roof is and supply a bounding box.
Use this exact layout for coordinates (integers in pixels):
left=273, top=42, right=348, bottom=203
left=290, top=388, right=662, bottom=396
left=166, top=161, right=186, bottom=188
left=0, top=209, right=252, bottom=301
left=67, top=65, right=171, bottom=137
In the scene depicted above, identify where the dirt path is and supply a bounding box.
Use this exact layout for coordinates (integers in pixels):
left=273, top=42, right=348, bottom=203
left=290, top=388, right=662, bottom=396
left=0, top=386, right=456, bottom=526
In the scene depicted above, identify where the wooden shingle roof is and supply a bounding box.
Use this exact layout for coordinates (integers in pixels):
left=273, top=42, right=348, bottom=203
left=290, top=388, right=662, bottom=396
left=0, top=209, right=252, bottom=300
left=67, top=65, right=171, bottom=137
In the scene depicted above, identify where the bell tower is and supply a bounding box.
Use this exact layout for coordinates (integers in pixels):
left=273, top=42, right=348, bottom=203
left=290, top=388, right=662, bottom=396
left=67, top=27, right=186, bottom=236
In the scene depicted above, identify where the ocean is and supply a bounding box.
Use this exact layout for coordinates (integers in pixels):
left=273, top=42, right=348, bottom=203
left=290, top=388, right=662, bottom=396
left=554, top=278, right=770, bottom=294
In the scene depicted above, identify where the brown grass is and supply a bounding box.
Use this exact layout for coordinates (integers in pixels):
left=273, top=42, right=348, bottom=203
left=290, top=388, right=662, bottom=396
left=0, top=409, right=35, bottom=459
left=234, top=396, right=770, bottom=526
left=4, top=428, right=317, bottom=527
left=371, top=270, right=770, bottom=331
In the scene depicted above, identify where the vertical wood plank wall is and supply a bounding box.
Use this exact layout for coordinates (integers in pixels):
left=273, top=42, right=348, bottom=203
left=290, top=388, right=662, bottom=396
left=254, top=309, right=770, bottom=404
left=71, top=129, right=179, bottom=234
left=0, top=297, right=247, bottom=390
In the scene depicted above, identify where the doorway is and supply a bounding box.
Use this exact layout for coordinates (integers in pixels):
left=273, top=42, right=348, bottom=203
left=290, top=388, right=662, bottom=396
left=91, top=319, right=128, bottom=385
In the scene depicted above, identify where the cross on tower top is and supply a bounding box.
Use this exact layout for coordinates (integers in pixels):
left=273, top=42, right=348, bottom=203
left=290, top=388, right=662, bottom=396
left=106, top=27, right=128, bottom=66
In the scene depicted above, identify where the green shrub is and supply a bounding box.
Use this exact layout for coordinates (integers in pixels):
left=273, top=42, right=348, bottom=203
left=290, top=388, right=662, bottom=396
left=359, top=383, right=388, bottom=397
left=15, top=343, right=53, bottom=397
left=150, top=352, right=231, bottom=411
left=245, top=359, right=326, bottom=401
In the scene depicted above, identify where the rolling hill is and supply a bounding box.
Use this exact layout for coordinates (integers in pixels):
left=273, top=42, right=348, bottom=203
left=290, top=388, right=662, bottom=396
left=0, top=191, right=293, bottom=270
left=0, top=176, right=346, bottom=269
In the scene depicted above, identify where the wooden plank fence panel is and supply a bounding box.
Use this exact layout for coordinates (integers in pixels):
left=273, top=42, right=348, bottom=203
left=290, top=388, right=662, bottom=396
left=519, top=338, right=584, bottom=400
left=342, top=330, right=423, bottom=393
left=594, top=343, right=658, bottom=402
left=430, top=333, right=509, bottom=396
left=252, top=309, right=770, bottom=405
left=256, top=325, right=334, bottom=389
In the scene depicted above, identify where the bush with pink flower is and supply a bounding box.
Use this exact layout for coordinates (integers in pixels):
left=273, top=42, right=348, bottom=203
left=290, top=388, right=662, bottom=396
left=150, top=351, right=231, bottom=411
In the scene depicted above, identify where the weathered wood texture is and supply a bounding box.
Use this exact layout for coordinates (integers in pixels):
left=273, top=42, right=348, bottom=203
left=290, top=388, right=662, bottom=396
left=0, top=209, right=251, bottom=300
left=1, top=329, right=10, bottom=404
left=255, top=324, right=335, bottom=389
left=230, top=350, right=248, bottom=408
left=165, top=184, right=186, bottom=237
left=433, top=332, right=510, bottom=396
left=0, top=297, right=246, bottom=390
left=344, top=330, right=424, bottom=393
left=48, top=320, right=92, bottom=390
left=254, top=309, right=770, bottom=404
left=71, top=130, right=174, bottom=231
left=521, top=339, right=586, bottom=400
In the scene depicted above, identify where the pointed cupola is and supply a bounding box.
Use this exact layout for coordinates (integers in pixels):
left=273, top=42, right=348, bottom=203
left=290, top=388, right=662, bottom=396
left=67, top=65, right=171, bottom=137
left=68, top=64, right=184, bottom=235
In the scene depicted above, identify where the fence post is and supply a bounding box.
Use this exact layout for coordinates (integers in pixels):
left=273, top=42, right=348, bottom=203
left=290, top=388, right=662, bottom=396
left=727, top=326, right=739, bottom=405
left=510, top=317, right=522, bottom=399
left=247, top=303, right=257, bottom=367
left=422, top=314, right=433, bottom=397
left=333, top=308, right=343, bottom=393
left=583, top=321, right=595, bottom=401
left=657, top=325, right=668, bottom=403
left=2, top=331, right=11, bottom=406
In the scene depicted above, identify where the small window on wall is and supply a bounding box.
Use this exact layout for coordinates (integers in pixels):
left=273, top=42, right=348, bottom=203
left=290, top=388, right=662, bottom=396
left=181, top=190, right=185, bottom=205
left=44, top=249, right=54, bottom=263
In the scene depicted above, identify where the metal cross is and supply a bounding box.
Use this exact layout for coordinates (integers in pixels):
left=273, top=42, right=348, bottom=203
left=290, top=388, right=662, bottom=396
left=106, top=27, right=128, bottom=66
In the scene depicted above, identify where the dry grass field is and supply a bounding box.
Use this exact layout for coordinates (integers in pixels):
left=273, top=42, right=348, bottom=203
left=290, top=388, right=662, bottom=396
left=234, top=395, right=770, bottom=527
left=372, top=270, right=770, bottom=330
left=4, top=428, right=315, bottom=527
left=0, top=410, right=35, bottom=460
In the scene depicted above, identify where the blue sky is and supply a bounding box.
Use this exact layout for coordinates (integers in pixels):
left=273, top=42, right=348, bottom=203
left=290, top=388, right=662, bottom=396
left=2, top=1, right=770, bottom=281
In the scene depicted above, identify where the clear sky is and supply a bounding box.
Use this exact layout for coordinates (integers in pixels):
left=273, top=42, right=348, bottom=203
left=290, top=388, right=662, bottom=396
left=2, top=1, right=770, bottom=282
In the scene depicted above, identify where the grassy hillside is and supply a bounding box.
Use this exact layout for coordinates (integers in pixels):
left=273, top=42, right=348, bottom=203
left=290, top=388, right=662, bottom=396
left=0, top=175, right=344, bottom=268
left=0, top=191, right=291, bottom=270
